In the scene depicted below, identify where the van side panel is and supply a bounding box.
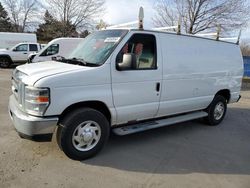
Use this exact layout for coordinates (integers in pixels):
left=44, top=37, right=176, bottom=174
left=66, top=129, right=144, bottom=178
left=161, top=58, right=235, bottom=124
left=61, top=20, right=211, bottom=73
left=157, top=33, right=243, bottom=117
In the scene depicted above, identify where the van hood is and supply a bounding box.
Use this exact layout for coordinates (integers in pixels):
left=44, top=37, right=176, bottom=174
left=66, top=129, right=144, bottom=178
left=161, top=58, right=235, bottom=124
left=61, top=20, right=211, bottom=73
left=16, top=61, right=85, bottom=85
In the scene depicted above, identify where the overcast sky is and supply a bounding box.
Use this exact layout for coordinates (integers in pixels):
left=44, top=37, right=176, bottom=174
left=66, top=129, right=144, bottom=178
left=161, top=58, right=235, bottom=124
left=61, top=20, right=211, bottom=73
left=103, top=0, right=155, bottom=28
left=103, top=0, right=250, bottom=40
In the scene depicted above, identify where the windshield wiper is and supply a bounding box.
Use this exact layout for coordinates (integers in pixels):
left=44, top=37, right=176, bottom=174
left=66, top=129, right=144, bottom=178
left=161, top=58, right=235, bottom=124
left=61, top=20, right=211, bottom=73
left=61, top=58, right=99, bottom=67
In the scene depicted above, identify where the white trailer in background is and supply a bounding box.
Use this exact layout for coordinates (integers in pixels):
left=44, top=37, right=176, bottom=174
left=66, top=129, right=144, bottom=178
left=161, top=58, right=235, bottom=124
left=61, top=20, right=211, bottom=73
left=0, top=32, right=37, bottom=49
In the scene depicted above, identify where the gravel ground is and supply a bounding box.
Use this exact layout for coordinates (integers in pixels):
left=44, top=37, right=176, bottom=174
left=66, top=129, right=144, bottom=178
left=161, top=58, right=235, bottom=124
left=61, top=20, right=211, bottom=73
left=0, top=68, right=250, bottom=188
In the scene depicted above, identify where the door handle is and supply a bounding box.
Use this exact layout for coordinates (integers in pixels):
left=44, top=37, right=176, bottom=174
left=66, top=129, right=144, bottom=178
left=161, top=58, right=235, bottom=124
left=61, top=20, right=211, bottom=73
left=156, top=82, right=160, bottom=92
left=23, top=52, right=27, bottom=54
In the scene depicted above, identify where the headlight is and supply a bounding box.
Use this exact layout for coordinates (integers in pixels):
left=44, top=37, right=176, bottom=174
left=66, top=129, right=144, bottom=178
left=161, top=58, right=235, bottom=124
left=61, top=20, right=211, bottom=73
left=13, top=69, right=27, bottom=81
left=24, top=86, right=50, bottom=116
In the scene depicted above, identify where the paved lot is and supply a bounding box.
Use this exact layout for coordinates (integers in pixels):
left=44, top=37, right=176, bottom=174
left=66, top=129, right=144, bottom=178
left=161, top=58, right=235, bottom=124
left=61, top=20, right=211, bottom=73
left=0, top=68, right=250, bottom=188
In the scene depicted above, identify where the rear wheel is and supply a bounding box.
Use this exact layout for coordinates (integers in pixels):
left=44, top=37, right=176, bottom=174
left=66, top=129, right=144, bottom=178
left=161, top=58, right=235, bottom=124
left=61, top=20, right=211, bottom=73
left=204, top=95, right=227, bottom=126
left=57, top=108, right=110, bottom=160
left=0, top=57, right=11, bottom=68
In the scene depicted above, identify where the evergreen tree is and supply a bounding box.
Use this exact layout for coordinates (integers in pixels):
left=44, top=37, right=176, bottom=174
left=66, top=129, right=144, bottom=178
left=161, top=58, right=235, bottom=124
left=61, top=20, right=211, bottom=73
left=36, top=10, right=57, bottom=42
left=0, top=2, right=12, bottom=32
left=44, top=10, right=54, bottom=24
left=37, top=10, right=78, bottom=42
left=80, top=30, right=89, bottom=38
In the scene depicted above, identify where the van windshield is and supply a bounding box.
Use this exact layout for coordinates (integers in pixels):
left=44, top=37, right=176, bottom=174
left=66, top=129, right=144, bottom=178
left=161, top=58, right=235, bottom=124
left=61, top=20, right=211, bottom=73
left=68, top=30, right=128, bottom=66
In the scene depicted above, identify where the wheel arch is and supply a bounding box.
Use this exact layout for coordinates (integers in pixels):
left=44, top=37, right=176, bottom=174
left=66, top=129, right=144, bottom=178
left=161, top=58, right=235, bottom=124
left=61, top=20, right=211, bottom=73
left=59, top=101, right=112, bottom=124
left=0, top=54, right=13, bottom=62
left=215, top=89, right=231, bottom=103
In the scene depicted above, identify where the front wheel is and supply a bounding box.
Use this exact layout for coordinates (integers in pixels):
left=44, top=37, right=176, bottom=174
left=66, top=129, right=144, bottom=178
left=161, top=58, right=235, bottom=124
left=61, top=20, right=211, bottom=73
left=0, top=57, right=11, bottom=68
left=204, top=95, right=227, bottom=126
left=57, top=108, right=110, bottom=160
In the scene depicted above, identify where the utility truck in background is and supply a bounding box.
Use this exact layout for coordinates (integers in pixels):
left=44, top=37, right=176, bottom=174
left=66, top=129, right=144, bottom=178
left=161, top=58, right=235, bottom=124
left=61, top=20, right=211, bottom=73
left=0, top=43, right=41, bottom=68
left=8, top=7, right=243, bottom=160
left=0, top=32, right=37, bottom=50
left=28, top=38, right=84, bottom=63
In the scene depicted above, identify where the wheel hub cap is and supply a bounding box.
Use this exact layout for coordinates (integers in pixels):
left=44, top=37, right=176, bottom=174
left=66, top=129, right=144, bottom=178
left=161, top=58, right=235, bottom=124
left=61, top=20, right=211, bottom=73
left=72, top=120, right=101, bottom=151
left=214, top=102, right=225, bottom=120
left=81, top=131, right=93, bottom=142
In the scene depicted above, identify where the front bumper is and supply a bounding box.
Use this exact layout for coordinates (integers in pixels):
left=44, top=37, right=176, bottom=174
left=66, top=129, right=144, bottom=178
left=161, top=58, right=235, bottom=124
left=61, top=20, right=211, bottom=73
left=237, top=95, right=241, bottom=102
left=8, top=95, right=58, bottom=141
left=229, top=92, right=242, bottom=103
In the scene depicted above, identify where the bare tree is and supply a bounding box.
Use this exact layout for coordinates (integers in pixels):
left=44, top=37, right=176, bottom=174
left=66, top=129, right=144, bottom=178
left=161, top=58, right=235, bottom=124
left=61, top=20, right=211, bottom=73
left=46, top=0, right=105, bottom=35
left=3, top=0, right=40, bottom=32
left=241, top=42, right=250, bottom=56
left=153, top=0, right=250, bottom=34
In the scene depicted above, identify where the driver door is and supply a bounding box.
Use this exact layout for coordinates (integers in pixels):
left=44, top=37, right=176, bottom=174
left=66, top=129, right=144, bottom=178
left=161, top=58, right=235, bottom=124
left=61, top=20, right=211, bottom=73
left=11, top=44, right=28, bottom=62
left=38, top=44, right=59, bottom=62
left=111, top=32, right=162, bottom=125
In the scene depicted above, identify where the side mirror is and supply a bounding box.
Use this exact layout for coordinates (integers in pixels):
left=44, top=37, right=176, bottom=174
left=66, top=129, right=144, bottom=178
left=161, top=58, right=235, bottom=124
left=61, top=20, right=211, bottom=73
left=52, top=56, right=64, bottom=61
left=47, top=52, right=53, bottom=56
left=117, top=53, right=136, bottom=71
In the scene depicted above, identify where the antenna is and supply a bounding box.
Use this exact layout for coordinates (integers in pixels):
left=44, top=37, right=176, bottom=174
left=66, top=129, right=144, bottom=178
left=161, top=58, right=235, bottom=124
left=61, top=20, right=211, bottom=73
left=236, top=30, right=242, bottom=45
left=138, top=7, right=144, bottom=30
left=216, top=25, right=221, bottom=41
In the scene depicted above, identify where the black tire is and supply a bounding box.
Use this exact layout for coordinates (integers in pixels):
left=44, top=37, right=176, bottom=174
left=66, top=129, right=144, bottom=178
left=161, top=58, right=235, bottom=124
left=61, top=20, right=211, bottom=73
left=204, top=95, right=227, bottom=126
left=57, top=108, right=110, bottom=160
left=56, top=126, right=63, bottom=150
left=0, top=57, right=11, bottom=68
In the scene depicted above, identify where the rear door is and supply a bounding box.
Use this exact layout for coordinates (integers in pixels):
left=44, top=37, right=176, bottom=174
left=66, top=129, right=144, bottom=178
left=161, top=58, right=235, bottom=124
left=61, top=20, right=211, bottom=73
left=29, top=44, right=39, bottom=53
left=111, top=32, right=162, bottom=125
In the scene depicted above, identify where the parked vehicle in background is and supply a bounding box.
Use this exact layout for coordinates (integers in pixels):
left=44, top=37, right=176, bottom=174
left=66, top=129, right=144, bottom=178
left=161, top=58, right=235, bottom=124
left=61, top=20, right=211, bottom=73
left=28, top=38, right=84, bottom=63
left=0, top=43, right=41, bottom=68
left=0, top=32, right=37, bottom=50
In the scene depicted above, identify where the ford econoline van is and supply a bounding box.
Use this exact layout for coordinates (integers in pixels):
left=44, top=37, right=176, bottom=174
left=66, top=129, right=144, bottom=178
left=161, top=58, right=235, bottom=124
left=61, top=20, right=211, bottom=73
left=9, top=28, right=243, bottom=160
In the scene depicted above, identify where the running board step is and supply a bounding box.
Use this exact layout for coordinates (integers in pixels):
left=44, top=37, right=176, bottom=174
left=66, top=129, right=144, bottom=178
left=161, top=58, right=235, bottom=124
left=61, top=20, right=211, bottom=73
left=112, top=111, right=208, bottom=136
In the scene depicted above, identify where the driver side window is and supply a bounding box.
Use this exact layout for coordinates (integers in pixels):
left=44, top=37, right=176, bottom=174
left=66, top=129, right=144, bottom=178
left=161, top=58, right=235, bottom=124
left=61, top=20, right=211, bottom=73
left=116, top=34, right=157, bottom=70
left=15, top=44, right=28, bottom=52
left=40, top=44, right=59, bottom=56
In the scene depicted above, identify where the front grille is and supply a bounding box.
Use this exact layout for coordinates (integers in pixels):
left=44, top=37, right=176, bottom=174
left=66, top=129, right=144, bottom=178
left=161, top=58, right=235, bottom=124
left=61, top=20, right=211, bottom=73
left=11, top=70, right=25, bottom=108
left=11, top=78, right=18, bottom=101
left=11, top=77, right=23, bottom=107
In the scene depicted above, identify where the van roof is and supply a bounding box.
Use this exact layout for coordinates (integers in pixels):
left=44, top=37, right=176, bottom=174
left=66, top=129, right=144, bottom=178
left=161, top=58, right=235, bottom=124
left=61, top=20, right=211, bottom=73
left=104, top=28, right=238, bottom=45
left=50, top=38, right=84, bottom=42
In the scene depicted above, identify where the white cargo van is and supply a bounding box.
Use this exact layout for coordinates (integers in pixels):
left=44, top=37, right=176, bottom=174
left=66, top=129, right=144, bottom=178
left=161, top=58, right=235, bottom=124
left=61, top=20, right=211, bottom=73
left=0, top=32, right=37, bottom=49
left=8, top=21, right=243, bottom=160
left=28, top=38, right=84, bottom=63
